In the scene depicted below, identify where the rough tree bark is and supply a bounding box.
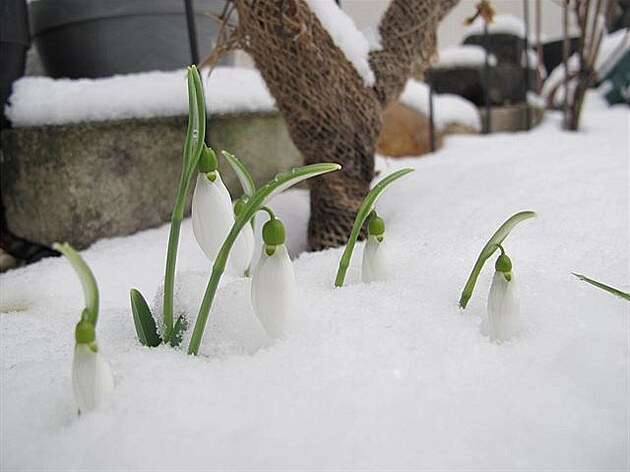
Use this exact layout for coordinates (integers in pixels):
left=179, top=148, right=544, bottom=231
left=233, top=0, right=459, bottom=250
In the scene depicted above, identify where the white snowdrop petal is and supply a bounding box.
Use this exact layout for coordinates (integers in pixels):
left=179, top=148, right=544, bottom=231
left=228, top=222, right=255, bottom=276
left=72, top=344, right=114, bottom=414
left=191, top=172, right=235, bottom=261
left=251, top=244, right=295, bottom=339
left=361, top=235, right=389, bottom=283
left=487, top=271, right=520, bottom=342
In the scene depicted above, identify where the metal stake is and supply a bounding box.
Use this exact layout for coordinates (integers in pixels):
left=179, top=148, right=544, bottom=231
left=428, top=76, right=436, bottom=153
left=562, top=0, right=570, bottom=129
left=523, top=0, right=532, bottom=130
left=483, top=22, right=491, bottom=134
left=184, top=0, right=200, bottom=65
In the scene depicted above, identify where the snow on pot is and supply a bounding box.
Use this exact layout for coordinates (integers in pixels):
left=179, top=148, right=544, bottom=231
left=29, top=0, right=233, bottom=79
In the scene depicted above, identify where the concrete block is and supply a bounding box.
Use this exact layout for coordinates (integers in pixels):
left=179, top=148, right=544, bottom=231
left=1, top=112, right=301, bottom=248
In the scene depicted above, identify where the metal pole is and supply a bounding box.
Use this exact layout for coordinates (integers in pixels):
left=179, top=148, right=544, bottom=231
left=483, top=22, right=491, bottom=134
left=184, top=0, right=200, bottom=65
left=523, top=0, right=531, bottom=130
left=535, top=0, right=543, bottom=93
left=428, top=75, right=436, bottom=153
left=562, top=0, right=570, bottom=129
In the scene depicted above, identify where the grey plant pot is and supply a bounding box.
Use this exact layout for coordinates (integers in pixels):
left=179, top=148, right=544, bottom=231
left=29, top=0, right=233, bottom=79
left=1, top=0, right=30, bottom=128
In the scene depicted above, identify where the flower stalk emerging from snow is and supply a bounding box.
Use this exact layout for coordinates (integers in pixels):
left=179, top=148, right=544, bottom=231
left=487, top=248, right=520, bottom=342
left=130, top=66, right=206, bottom=346
left=459, top=210, right=536, bottom=309
left=361, top=212, right=389, bottom=283
left=335, top=168, right=414, bottom=287
left=251, top=214, right=296, bottom=339
left=54, top=242, right=113, bottom=414
left=187, top=162, right=341, bottom=356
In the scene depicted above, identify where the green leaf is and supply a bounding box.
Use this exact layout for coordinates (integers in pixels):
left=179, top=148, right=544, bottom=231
left=572, top=273, right=630, bottom=301
left=130, top=289, right=162, bottom=347
left=459, top=210, right=537, bottom=309
left=170, top=314, right=189, bottom=347
left=187, top=162, right=341, bottom=356
left=53, top=242, right=99, bottom=326
left=334, top=168, right=415, bottom=287
left=221, top=150, right=256, bottom=196
left=182, top=66, right=207, bottom=184
left=163, top=65, right=207, bottom=343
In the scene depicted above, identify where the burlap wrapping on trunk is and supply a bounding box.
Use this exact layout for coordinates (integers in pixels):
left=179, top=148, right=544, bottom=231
left=233, top=0, right=459, bottom=250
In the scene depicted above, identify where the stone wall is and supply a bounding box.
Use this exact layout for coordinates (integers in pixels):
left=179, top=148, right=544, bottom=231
left=1, top=112, right=301, bottom=248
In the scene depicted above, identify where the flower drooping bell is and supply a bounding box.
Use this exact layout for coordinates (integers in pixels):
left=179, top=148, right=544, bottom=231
left=487, top=250, right=520, bottom=342
left=251, top=216, right=295, bottom=339
left=192, top=147, right=235, bottom=262
left=72, top=319, right=114, bottom=414
left=228, top=197, right=255, bottom=277
left=361, top=212, right=389, bottom=283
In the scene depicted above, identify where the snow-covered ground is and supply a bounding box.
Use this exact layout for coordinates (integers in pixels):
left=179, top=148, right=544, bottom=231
left=1, top=93, right=628, bottom=469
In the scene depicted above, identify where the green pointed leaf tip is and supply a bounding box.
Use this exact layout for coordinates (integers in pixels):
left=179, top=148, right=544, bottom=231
left=182, top=65, right=207, bottom=181
left=458, top=210, right=537, bottom=309
left=572, top=273, right=630, bottom=301
left=130, top=289, right=162, bottom=347
left=334, top=168, right=415, bottom=288
left=53, top=242, right=99, bottom=326
left=221, top=150, right=256, bottom=197
left=187, top=162, right=341, bottom=356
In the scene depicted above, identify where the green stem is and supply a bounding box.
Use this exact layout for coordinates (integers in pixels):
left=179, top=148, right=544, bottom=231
left=334, top=168, right=414, bottom=288
left=53, top=242, right=99, bottom=326
left=259, top=206, right=276, bottom=220
left=187, top=230, right=233, bottom=355
left=162, top=180, right=188, bottom=343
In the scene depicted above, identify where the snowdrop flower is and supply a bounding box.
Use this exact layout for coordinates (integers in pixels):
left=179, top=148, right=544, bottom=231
left=251, top=216, right=295, bottom=339
left=487, top=250, right=520, bottom=342
left=228, top=198, right=255, bottom=276
left=72, top=320, right=114, bottom=414
left=192, top=148, right=234, bottom=262
left=361, top=213, right=389, bottom=283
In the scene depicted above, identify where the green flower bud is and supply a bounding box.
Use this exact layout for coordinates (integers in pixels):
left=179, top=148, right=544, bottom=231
left=495, top=252, right=512, bottom=274
left=262, top=218, right=286, bottom=246
left=75, top=320, right=96, bottom=345
left=198, top=146, right=218, bottom=173
left=368, top=213, right=385, bottom=238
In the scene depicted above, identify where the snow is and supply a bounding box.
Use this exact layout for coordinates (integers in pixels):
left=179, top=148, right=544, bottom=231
left=5, top=67, right=277, bottom=128
left=1, top=93, right=628, bottom=469
left=465, top=14, right=526, bottom=38
left=597, top=29, right=630, bottom=79
left=400, top=79, right=481, bottom=131
left=361, top=24, right=383, bottom=52
left=305, top=0, right=375, bottom=86
left=437, top=45, right=497, bottom=68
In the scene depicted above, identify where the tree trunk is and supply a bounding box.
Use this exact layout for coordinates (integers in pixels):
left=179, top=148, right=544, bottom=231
left=235, top=0, right=459, bottom=250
